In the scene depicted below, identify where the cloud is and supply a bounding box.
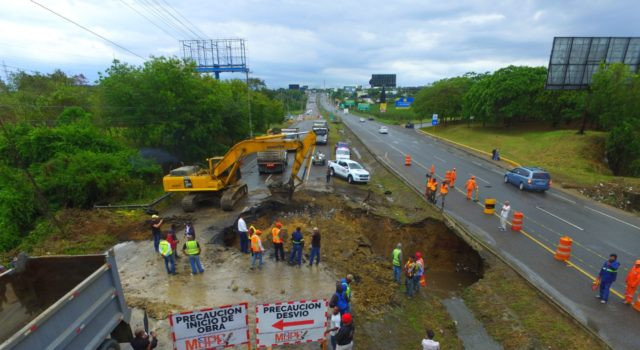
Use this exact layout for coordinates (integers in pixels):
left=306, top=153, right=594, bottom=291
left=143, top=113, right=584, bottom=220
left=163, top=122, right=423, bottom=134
left=1, top=0, right=639, bottom=87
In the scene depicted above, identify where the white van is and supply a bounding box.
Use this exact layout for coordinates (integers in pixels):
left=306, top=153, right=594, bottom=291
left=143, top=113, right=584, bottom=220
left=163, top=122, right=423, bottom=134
left=335, top=147, right=350, bottom=161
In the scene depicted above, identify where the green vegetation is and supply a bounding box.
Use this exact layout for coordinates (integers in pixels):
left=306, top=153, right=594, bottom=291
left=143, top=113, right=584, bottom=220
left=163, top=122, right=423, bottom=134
left=0, top=57, right=287, bottom=256
left=356, top=103, right=417, bottom=124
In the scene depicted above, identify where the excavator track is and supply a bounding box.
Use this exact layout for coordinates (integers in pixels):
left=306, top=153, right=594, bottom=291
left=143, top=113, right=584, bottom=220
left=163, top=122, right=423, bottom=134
left=181, top=193, right=198, bottom=212
left=220, top=184, right=248, bottom=211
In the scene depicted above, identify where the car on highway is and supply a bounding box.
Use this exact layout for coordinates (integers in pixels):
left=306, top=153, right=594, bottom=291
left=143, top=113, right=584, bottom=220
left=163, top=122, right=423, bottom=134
left=359, top=117, right=365, bottom=122
left=504, top=167, right=552, bottom=191
left=328, top=159, right=370, bottom=184
left=378, top=126, right=388, bottom=134
left=335, top=147, right=350, bottom=161
left=368, top=117, right=374, bottom=121
left=311, top=151, right=326, bottom=166
left=405, top=122, right=414, bottom=129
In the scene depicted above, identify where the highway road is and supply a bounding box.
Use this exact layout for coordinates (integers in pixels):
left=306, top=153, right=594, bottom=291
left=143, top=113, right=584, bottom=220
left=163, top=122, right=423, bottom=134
left=318, top=93, right=640, bottom=349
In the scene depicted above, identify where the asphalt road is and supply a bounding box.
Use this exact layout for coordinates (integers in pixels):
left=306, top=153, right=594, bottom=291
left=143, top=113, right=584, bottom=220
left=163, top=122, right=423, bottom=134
left=318, top=93, right=640, bottom=349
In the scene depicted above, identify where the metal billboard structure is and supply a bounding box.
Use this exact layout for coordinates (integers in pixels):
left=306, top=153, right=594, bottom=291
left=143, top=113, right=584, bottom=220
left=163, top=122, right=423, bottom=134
left=181, top=39, right=249, bottom=79
left=369, top=74, right=396, bottom=87
left=546, top=37, right=640, bottom=90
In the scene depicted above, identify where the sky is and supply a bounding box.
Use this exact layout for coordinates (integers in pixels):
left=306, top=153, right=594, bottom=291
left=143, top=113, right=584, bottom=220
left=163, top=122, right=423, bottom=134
left=1, top=0, right=639, bottom=88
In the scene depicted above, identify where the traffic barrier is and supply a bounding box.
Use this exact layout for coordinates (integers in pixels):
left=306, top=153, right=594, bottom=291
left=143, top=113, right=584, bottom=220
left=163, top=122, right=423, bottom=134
left=511, top=211, right=523, bottom=231
left=633, top=294, right=640, bottom=312
left=405, top=155, right=411, bottom=166
left=484, top=198, right=496, bottom=214
left=554, top=236, right=572, bottom=261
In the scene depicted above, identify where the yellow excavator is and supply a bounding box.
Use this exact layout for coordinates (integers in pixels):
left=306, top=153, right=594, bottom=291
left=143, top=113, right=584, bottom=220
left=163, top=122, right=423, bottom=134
left=163, top=131, right=316, bottom=212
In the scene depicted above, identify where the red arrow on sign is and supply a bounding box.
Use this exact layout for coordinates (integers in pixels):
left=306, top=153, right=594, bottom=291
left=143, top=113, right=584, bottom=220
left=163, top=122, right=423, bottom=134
left=272, top=319, right=314, bottom=330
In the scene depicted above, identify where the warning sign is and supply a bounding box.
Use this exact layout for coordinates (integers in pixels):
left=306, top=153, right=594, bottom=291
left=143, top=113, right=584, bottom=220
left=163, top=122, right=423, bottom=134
left=255, top=299, right=328, bottom=348
left=169, top=303, right=249, bottom=350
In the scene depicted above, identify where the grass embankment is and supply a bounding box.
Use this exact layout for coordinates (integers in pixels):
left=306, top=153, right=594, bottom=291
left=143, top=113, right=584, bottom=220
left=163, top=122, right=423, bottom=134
left=464, top=255, right=607, bottom=349
left=423, top=124, right=640, bottom=188
left=355, top=103, right=420, bottom=125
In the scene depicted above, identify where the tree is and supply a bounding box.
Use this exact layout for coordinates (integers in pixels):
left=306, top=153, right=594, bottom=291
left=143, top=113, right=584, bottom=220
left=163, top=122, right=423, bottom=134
left=414, top=73, right=479, bottom=124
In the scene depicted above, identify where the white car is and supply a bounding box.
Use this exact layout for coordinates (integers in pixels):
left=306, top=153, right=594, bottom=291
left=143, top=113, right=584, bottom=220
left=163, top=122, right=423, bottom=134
left=378, top=126, right=388, bottom=134
left=328, top=159, right=370, bottom=184
left=359, top=117, right=365, bottom=122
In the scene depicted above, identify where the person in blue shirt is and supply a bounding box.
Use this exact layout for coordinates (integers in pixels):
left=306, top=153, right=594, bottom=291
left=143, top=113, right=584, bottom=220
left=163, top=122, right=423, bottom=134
left=289, top=227, right=304, bottom=266
left=596, top=253, right=620, bottom=304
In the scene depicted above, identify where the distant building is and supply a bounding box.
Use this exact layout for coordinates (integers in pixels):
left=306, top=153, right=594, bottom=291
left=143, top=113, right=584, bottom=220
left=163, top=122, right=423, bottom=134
left=289, top=84, right=300, bottom=90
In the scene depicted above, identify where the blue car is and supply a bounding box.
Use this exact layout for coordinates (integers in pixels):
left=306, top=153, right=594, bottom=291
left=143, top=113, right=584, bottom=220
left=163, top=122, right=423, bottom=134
left=504, top=167, right=552, bottom=191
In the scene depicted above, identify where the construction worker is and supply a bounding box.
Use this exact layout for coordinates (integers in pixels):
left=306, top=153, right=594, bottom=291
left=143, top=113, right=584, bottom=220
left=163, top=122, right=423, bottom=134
left=414, top=252, right=424, bottom=294
left=439, top=180, right=449, bottom=211
left=158, top=233, right=176, bottom=275
left=289, top=227, right=304, bottom=266
left=237, top=216, right=249, bottom=254
left=182, top=235, right=204, bottom=275
left=250, top=229, right=265, bottom=269
left=428, top=178, right=438, bottom=204
left=596, top=254, right=620, bottom=304
left=309, top=227, right=321, bottom=266
left=404, top=256, right=417, bottom=297
left=330, top=283, right=350, bottom=315
left=465, top=176, right=478, bottom=201
left=425, top=174, right=431, bottom=197
left=450, top=168, right=457, bottom=187
left=150, top=214, right=163, bottom=252
left=624, top=259, right=640, bottom=304
left=499, top=201, right=511, bottom=231
left=272, top=222, right=284, bottom=262
left=341, top=274, right=354, bottom=301
left=392, top=243, right=403, bottom=283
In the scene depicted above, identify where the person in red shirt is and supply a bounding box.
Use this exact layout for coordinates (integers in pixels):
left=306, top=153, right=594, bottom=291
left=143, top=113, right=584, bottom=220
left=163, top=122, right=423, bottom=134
left=166, top=226, right=180, bottom=259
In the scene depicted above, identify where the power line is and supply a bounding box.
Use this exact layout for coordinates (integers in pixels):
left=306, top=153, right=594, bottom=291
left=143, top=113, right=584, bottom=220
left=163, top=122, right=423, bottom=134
left=134, top=0, right=193, bottom=39
left=30, top=0, right=145, bottom=60
left=149, top=0, right=202, bottom=39
left=158, top=0, right=207, bottom=38
left=118, top=0, right=180, bottom=41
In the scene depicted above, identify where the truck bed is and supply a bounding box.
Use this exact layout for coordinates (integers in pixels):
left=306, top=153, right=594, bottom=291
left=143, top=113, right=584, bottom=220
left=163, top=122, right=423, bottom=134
left=0, top=252, right=131, bottom=349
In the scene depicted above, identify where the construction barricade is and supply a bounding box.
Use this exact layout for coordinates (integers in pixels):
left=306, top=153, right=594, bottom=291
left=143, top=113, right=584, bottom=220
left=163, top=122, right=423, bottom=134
left=554, top=236, right=572, bottom=261
left=484, top=198, right=496, bottom=214
left=405, top=155, right=411, bottom=166
left=511, top=211, right=523, bottom=231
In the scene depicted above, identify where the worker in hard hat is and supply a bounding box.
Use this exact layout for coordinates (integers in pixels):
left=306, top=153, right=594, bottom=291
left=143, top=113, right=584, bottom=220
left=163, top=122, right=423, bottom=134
left=466, top=176, right=478, bottom=201
left=272, top=222, right=284, bottom=262
left=250, top=229, right=265, bottom=269
left=624, top=259, right=640, bottom=304
left=439, top=180, right=449, bottom=211
left=450, top=168, right=457, bottom=187
left=427, top=177, right=438, bottom=204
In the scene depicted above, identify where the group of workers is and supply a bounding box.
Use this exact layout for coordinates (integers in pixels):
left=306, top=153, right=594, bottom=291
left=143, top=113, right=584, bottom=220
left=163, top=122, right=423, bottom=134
left=236, top=216, right=322, bottom=269
left=596, top=253, right=640, bottom=307
left=392, top=243, right=426, bottom=297
left=425, top=165, right=481, bottom=211
left=150, top=215, right=204, bottom=276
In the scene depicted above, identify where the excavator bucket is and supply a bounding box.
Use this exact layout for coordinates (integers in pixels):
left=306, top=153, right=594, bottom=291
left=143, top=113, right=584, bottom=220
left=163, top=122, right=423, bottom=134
left=268, top=179, right=295, bottom=204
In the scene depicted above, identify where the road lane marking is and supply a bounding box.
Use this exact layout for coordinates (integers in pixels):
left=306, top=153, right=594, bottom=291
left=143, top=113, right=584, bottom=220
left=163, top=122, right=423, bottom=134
left=472, top=161, right=483, bottom=166
left=265, top=174, right=272, bottom=183
left=584, top=206, right=640, bottom=231
left=536, top=206, right=584, bottom=231
left=549, top=192, right=576, bottom=204
left=469, top=173, right=490, bottom=184
left=434, top=155, right=446, bottom=163
left=352, top=147, right=362, bottom=160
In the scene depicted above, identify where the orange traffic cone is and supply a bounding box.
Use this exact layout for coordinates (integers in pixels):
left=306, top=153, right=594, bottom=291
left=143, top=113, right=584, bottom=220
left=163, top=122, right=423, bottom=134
left=405, top=155, right=411, bottom=166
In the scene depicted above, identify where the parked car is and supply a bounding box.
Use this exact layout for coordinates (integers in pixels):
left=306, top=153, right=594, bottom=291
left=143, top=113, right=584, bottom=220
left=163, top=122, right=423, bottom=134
left=328, top=159, right=370, bottom=184
left=359, top=117, right=365, bottom=122
left=504, top=167, right=552, bottom=191
left=368, top=117, right=374, bottom=121
left=335, top=147, right=350, bottom=161
left=378, top=126, right=388, bottom=134
left=405, top=122, right=414, bottom=129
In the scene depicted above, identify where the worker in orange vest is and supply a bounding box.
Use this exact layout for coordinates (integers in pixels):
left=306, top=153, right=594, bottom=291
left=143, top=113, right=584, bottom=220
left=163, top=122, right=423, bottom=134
left=450, top=168, right=457, bottom=187
left=272, top=222, right=284, bottom=262
left=624, top=260, right=640, bottom=304
left=250, top=229, right=265, bottom=269
left=425, top=174, right=432, bottom=197
left=439, top=180, right=449, bottom=211
left=428, top=178, right=438, bottom=204
left=465, top=176, right=478, bottom=201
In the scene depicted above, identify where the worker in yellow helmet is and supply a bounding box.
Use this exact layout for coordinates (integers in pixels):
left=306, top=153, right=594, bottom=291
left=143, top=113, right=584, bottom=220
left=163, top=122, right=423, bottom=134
left=250, top=229, right=265, bottom=269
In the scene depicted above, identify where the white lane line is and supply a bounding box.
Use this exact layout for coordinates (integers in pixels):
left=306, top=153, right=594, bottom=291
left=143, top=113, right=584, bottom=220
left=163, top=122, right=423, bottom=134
left=393, top=140, right=399, bottom=144
left=434, top=155, right=446, bottom=163
left=472, top=161, right=483, bottom=166
left=469, top=173, right=490, bottom=184
left=584, top=206, right=640, bottom=231
left=549, top=192, right=576, bottom=204
left=352, top=147, right=362, bottom=160
left=536, top=206, right=584, bottom=231
left=265, top=174, right=272, bottom=183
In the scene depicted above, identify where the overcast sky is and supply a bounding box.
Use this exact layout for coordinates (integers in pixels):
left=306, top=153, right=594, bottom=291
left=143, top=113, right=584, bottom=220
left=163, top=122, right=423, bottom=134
left=1, top=0, right=639, bottom=88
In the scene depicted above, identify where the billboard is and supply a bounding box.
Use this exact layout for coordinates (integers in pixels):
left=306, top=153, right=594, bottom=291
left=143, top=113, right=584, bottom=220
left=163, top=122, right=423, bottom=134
left=395, top=97, right=414, bottom=108
left=369, top=74, right=396, bottom=87
left=546, top=37, right=640, bottom=90
left=289, top=84, right=300, bottom=90
left=169, top=303, right=250, bottom=350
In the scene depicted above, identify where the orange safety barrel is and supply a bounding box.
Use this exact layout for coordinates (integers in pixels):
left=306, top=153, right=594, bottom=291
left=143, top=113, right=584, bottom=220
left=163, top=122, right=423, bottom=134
left=484, top=198, right=496, bottom=214
left=405, top=155, right=411, bottom=166
left=554, top=236, right=572, bottom=261
left=511, top=211, right=523, bottom=231
left=633, top=294, right=640, bottom=312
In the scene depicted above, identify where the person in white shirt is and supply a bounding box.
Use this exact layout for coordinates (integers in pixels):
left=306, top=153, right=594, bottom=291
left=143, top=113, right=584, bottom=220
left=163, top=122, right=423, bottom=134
left=421, top=329, right=440, bottom=350
left=499, top=200, right=511, bottom=231
left=324, top=306, right=342, bottom=350
left=237, top=216, right=249, bottom=254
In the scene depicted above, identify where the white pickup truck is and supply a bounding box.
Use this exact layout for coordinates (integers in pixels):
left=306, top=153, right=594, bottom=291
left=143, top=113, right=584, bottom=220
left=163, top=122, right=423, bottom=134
left=328, top=159, right=370, bottom=184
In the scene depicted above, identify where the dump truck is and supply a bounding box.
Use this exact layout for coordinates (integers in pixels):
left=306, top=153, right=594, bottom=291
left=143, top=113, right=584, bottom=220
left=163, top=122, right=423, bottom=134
left=0, top=251, right=133, bottom=350
left=257, top=150, right=288, bottom=174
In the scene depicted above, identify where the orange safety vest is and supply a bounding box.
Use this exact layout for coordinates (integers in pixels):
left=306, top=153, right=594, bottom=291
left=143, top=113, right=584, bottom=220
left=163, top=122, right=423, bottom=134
left=428, top=179, right=437, bottom=191
left=440, top=184, right=449, bottom=195
left=466, top=179, right=477, bottom=191
left=451, top=170, right=457, bottom=182
left=627, top=264, right=640, bottom=287
left=272, top=227, right=282, bottom=244
left=250, top=234, right=262, bottom=252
